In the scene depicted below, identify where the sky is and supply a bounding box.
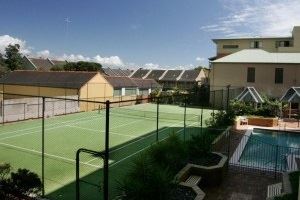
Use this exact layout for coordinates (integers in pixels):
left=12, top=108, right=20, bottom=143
left=0, top=0, right=300, bottom=69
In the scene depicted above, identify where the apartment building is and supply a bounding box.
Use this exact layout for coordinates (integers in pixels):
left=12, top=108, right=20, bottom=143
left=211, top=26, right=300, bottom=60
left=209, top=26, right=300, bottom=106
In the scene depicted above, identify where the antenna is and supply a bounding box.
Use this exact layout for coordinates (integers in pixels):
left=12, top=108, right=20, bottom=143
left=64, top=17, right=71, bottom=53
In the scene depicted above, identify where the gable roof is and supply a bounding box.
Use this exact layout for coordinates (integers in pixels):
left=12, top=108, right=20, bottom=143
left=28, top=58, right=54, bottom=71
left=212, top=49, right=300, bottom=64
left=104, top=76, right=137, bottom=88
left=280, top=87, right=300, bottom=103
left=178, top=70, right=200, bottom=82
left=49, top=59, right=67, bottom=66
left=0, top=71, right=98, bottom=89
left=131, top=78, right=161, bottom=89
left=160, top=70, right=182, bottom=81
left=236, top=87, right=264, bottom=103
left=103, top=68, right=132, bottom=76
left=145, top=70, right=166, bottom=80
left=131, top=68, right=150, bottom=78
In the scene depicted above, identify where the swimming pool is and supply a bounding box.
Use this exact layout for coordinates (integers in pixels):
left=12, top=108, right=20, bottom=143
left=238, top=128, right=300, bottom=171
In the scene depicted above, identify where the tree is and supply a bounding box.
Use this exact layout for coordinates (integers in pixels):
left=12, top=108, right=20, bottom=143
left=51, top=61, right=103, bottom=72
left=4, top=44, right=24, bottom=71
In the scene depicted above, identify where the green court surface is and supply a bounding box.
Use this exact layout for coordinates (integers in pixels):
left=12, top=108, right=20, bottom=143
left=0, top=103, right=213, bottom=199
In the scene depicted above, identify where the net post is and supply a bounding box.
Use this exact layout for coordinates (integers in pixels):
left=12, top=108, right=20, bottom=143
left=104, top=100, right=110, bottom=200
left=156, top=96, right=160, bottom=142
left=42, top=97, right=45, bottom=197
left=183, top=96, right=187, bottom=142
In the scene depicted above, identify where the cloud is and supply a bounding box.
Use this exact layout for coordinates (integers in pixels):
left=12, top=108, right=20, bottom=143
left=196, top=57, right=205, bottom=62
left=201, top=0, right=300, bottom=37
left=36, top=50, right=50, bottom=58
left=93, top=55, right=123, bottom=66
left=0, top=35, right=31, bottom=55
left=143, top=63, right=160, bottom=69
left=58, top=54, right=124, bottom=66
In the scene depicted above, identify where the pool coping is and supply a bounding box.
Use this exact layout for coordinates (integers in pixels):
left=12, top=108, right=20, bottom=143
left=229, top=127, right=252, bottom=164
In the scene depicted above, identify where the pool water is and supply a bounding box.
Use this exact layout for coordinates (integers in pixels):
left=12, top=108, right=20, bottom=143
left=239, top=129, right=300, bottom=171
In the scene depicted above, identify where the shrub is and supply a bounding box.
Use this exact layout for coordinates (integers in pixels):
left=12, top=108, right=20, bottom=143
left=187, top=133, right=214, bottom=159
left=0, top=165, right=42, bottom=199
left=148, top=133, right=187, bottom=174
left=118, top=153, right=174, bottom=200
left=205, top=110, right=235, bottom=128
left=230, top=100, right=254, bottom=116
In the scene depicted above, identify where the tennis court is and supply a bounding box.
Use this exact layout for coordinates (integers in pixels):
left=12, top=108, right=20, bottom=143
left=0, top=102, right=213, bottom=199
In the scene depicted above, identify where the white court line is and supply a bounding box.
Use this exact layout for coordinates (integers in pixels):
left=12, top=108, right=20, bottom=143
left=0, top=142, right=101, bottom=168
left=109, top=120, right=199, bottom=167
left=0, top=114, right=101, bottom=136
left=0, top=116, right=102, bottom=141
left=109, top=115, right=199, bottom=154
left=66, top=125, right=136, bottom=138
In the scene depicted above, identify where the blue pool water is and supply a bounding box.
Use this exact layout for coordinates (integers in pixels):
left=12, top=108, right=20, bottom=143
left=239, top=128, right=300, bottom=171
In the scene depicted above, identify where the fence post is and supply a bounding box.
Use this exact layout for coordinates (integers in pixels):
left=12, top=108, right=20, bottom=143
left=156, top=97, right=160, bottom=142
left=275, top=145, right=279, bottom=179
left=76, top=150, right=80, bottom=200
left=200, top=102, right=203, bottom=135
left=226, top=85, right=231, bottom=111
left=104, top=100, right=110, bottom=200
left=42, top=97, right=45, bottom=197
left=23, top=103, right=26, bottom=120
left=227, top=129, right=230, bottom=157
left=183, top=96, right=187, bottom=141
left=2, top=94, right=4, bottom=124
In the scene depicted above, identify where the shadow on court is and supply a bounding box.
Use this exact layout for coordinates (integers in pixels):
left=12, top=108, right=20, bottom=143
left=46, top=125, right=208, bottom=200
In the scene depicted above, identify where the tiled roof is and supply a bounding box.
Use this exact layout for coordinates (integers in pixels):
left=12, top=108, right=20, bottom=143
left=104, top=76, right=137, bottom=88
left=178, top=70, right=200, bottom=82
left=29, top=58, right=54, bottom=71
left=0, top=71, right=98, bottom=89
left=131, top=78, right=161, bottom=89
left=131, top=68, right=150, bottom=78
left=50, top=59, right=67, bottom=66
left=145, top=70, right=166, bottom=80
left=103, top=68, right=133, bottom=76
left=160, top=70, right=182, bottom=81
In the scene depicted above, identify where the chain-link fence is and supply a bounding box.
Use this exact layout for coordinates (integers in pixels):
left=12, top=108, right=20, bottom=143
left=0, top=86, right=240, bottom=200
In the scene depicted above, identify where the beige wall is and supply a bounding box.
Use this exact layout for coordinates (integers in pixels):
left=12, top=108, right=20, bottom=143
left=214, top=26, right=300, bottom=56
left=215, top=38, right=295, bottom=55
left=2, top=84, right=77, bottom=98
left=79, top=73, right=113, bottom=111
left=210, top=63, right=300, bottom=98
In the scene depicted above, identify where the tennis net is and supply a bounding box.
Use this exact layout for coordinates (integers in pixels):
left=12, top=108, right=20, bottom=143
left=110, top=107, right=200, bottom=122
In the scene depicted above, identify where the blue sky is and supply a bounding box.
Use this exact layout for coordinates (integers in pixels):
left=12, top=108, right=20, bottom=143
left=0, top=0, right=299, bottom=69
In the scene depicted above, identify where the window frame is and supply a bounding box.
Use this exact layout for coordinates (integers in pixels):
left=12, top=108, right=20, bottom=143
left=275, top=68, right=283, bottom=84
left=247, top=67, right=255, bottom=83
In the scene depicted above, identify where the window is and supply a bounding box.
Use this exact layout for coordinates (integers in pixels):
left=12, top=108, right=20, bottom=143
left=223, top=45, right=239, bottom=49
left=247, top=67, right=255, bottom=83
left=275, top=68, right=283, bottom=84
left=250, top=41, right=262, bottom=48
left=113, top=89, right=121, bottom=96
left=125, top=88, right=137, bottom=96
left=277, top=41, right=291, bottom=47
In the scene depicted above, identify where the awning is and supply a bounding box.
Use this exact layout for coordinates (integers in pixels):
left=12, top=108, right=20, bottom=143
left=280, top=87, right=300, bottom=103
left=236, top=87, right=264, bottom=103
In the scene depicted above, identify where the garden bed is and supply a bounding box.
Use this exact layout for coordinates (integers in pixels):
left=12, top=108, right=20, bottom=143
left=248, top=117, right=278, bottom=127
left=175, top=152, right=228, bottom=187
